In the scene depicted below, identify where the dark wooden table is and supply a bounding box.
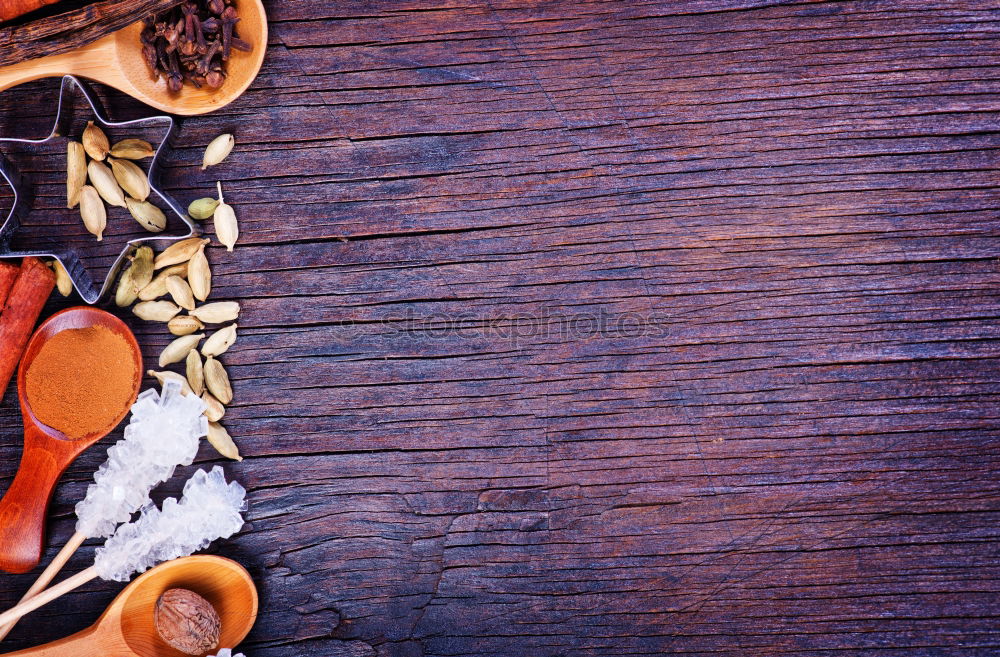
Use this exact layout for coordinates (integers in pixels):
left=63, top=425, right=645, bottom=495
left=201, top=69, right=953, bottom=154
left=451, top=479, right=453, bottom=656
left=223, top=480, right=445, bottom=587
left=1, top=0, right=1000, bottom=654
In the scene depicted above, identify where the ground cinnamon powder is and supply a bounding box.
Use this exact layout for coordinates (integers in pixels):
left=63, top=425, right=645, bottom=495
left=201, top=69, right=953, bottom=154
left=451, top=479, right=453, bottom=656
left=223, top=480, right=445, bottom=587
left=25, top=325, right=137, bottom=439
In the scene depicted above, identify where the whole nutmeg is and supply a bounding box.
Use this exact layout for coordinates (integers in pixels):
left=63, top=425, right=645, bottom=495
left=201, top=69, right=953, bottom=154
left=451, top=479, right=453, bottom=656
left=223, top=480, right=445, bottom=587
left=154, top=588, right=221, bottom=655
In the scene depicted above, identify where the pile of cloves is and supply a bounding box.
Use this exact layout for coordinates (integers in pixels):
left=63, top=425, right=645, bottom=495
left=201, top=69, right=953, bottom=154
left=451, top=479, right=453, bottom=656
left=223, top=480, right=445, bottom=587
left=141, top=0, right=251, bottom=92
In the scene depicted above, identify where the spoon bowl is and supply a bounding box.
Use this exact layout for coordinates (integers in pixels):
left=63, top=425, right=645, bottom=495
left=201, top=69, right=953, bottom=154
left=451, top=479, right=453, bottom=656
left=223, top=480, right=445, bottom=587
left=2, top=555, right=257, bottom=657
left=0, top=0, right=266, bottom=115
left=0, top=307, right=141, bottom=573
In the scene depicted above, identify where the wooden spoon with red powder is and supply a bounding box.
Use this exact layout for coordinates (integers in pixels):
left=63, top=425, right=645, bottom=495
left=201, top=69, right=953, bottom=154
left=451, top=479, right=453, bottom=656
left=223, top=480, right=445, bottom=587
left=0, top=306, right=141, bottom=574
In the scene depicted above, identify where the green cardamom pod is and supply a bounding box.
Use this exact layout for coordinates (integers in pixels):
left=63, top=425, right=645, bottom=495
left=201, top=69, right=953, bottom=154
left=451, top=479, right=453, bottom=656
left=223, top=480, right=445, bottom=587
left=110, top=157, right=150, bottom=201
left=125, top=197, right=167, bottom=233
left=168, top=315, right=205, bottom=336
left=188, top=244, right=211, bottom=301
left=202, top=133, right=235, bottom=169
left=87, top=160, right=126, bottom=208
left=159, top=333, right=204, bottom=367
left=207, top=421, right=242, bottom=460
left=147, top=369, right=193, bottom=396
left=139, top=263, right=188, bottom=301
left=134, top=300, right=182, bottom=322
left=204, top=356, right=233, bottom=404
left=155, top=237, right=209, bottom=269
left=50, top=260, right=73, bottom=297
left=202, top=323, right=237, bottom=357
left=115, top=246, right=154, bottom=307
left=110, top=138, right=154, bottom=160
left=166, top=275, right=196, bottom=311
left=186, top=348, right=205, bottom=396
left=82, top=121, right=109, bottom=161
left=201, top=391, right=226, bottom=421
left=188, top=197, right=220, bottom=221
left=79, top=185, right=106, bottom=240
left=189, top=301, right=239, bottom=323
left=214, top=181, right=238, bottom=251
left=66, top=141, right=86, bottom=209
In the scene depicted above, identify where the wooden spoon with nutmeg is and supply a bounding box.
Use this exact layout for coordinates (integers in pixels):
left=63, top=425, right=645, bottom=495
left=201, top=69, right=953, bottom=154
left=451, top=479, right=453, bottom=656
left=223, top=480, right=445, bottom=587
left=0, top=555, right=256, bottom=657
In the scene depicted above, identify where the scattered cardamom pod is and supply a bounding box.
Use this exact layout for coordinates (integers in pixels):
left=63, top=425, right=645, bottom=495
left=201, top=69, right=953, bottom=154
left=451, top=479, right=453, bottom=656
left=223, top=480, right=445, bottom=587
left=133, top=300, right=182, bottom=322
left=188, top=197, right=219, bottom=221
left=201, top=391, right=225, bottom=422
left=110, top=157, right=150, bottom=201
left=207, top=421, right=242, bottom=461
left=87, top=159, right=126, bottom=208
left=166, top=275, right=196, bottom=310
left=125, top=197, right=167, bottom=233
left=115, top=274, right=136, bottom=307
left=82, top=120, right=109, bottom=160
left=159, top=333, right=204, bottom=367
left=202, top=323, right=237, bottom=357
left=204, top=356, right=232, bottom=404
left=168, top=315, right=205, bottom=336
left=115, top=246, right=154, bottom=307
left=139, top=263, right=189, bottom=301
left=202, top=133, right=234, bottom=170
left=147, top=369, right=193, bottom=396
left=79, top=185, right=106, bottom=241
left=50, top=260, right=72, bottom=297
left=214, top=181, right=238, bottom=251
left=110, top=138, right=154, bottom=160
left=188, top=244, right=211, bottom=301
left=186, top=348, right=205, bottom=396
left=155, top=237, right=209, bottom=270
left=189, top=301, right=240, bottom=324
left=66, top=141, right=86, bottom=209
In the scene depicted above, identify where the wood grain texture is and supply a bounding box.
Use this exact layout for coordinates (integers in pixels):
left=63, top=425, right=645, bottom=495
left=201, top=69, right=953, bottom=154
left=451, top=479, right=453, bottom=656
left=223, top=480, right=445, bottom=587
left=1, top=0, right=1000, bottom=655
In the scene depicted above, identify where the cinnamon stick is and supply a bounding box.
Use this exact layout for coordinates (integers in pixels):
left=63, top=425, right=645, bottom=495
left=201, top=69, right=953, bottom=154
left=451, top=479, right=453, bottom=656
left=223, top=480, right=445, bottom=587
left=0, top=257, right=55, bottom=399
left=0, top=0, right=185, bottom=67
left=0, top=261, right=22, bottom=308
left=0, top=0, right=61, bottom=25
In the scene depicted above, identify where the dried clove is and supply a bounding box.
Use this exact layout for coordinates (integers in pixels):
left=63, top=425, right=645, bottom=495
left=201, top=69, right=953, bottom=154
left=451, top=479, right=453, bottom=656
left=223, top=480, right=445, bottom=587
left=141, top=0, right=251, bottom=92
left=219, top=6, right=238, bottom=60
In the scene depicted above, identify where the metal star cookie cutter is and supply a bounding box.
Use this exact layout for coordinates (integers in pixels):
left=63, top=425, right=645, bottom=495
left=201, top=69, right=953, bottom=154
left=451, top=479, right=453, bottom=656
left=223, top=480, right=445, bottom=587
left=0, top=75, right=196, bottom=303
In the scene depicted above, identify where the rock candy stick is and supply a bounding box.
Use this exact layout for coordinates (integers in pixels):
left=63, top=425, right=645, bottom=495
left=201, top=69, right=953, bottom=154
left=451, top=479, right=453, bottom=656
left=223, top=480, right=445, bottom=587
left=0, top=381, right=206, bottom=641
left=0, top=467, right=246, bottom=629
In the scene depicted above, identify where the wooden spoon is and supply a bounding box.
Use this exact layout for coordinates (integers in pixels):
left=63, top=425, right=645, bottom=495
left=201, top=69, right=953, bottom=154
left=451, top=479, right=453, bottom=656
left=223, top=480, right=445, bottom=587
left=0, top=555, right=257, bottom=656
left=0, top=307, right=141, bottom=574
left=0, top=0, right=267, bottom=115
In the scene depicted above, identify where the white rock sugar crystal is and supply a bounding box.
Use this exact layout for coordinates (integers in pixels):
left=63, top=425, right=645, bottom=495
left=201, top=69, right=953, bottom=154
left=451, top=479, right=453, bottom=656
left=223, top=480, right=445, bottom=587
left=75, top=382, right=207, bottom=538
left=211, top=651, right=246, bottom=657
left=94, top=466, right=246, bottom=581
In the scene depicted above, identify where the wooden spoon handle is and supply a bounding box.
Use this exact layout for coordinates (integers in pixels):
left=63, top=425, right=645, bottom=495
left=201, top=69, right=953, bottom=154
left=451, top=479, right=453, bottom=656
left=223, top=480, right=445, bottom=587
left=0, top=441, right=70, bottom=574
left=0, top=623, right=103, bottom=657
left=0, top=37, right=114, bottom=93
left=0, top=54, right=71, bottom=93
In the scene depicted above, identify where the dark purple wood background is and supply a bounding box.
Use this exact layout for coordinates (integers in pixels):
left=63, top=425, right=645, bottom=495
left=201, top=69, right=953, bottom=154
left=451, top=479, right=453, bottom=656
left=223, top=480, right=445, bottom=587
left=2, top=0, right=1000, bottom=655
